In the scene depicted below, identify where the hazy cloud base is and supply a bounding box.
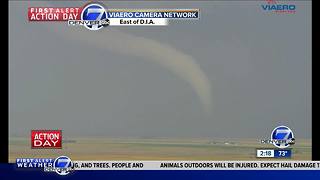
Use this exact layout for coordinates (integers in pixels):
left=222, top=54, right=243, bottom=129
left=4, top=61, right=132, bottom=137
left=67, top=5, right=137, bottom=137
left=9, top=1, right=311, bottom=138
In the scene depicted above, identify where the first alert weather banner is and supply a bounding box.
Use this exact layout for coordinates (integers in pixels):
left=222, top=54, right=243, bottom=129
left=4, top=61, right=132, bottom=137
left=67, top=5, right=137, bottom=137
left=28, top=2, right=199, bottom=30
left=15, top=157, right=320, bottom=176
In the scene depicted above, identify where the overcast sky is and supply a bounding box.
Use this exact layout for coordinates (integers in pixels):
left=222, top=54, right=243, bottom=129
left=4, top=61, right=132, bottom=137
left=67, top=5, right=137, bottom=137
left=9, top=1, right=311, bottom=139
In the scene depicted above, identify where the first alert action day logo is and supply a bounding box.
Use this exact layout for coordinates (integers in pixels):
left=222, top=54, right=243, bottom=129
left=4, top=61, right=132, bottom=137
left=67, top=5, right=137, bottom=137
left=28, top=2, right=200, bottom=30
left=31, top=130, right=62, bottom=149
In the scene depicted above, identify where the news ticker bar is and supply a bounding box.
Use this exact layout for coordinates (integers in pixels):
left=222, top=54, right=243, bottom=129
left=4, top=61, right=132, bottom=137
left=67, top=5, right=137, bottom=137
left=70, top=161, right=320, bottom=170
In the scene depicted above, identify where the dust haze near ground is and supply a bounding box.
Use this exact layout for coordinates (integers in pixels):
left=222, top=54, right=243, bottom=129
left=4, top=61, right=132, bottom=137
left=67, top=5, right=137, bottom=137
left=9, top=137, right=311, bottom=162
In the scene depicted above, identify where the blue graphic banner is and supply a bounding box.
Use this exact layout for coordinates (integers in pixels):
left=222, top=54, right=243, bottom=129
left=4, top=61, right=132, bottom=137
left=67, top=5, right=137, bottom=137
left=1, top=163, right=320, bottom=180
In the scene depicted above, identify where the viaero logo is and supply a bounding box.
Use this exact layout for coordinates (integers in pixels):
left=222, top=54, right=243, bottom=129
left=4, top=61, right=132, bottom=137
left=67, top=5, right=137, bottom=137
left=261, top=0, right=296, bottom=14
left=69, top=3, right=109, bottom=30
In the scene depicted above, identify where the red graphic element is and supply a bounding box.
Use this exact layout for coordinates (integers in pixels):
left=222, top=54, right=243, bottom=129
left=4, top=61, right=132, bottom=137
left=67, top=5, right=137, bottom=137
left=31, top=130, right=62, bottom=148
left=28, top=7, right=82, bottom=21
left=266, top=0, right=277, bottom=4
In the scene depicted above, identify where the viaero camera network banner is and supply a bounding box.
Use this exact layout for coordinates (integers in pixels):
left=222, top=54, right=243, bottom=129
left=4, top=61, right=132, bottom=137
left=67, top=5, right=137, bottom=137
left=28, top=2, right=199, bottom=30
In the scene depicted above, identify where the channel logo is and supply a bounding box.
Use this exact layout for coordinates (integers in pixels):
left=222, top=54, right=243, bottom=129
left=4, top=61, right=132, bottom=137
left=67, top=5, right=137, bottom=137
left=79, top=3, right=109, bottom=30
left=50, top=156, right=74, bottom=175
left=43, top=156, right=74, bottom=175
left=271, top=126, right=295, bottom=148
left=17, top=156, right=74, bottom=176
left=260, top=125, right=295, bottom=149
left=31, top=130, right=62, bottom=149
left=68, top=3, right=110, bottom=30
